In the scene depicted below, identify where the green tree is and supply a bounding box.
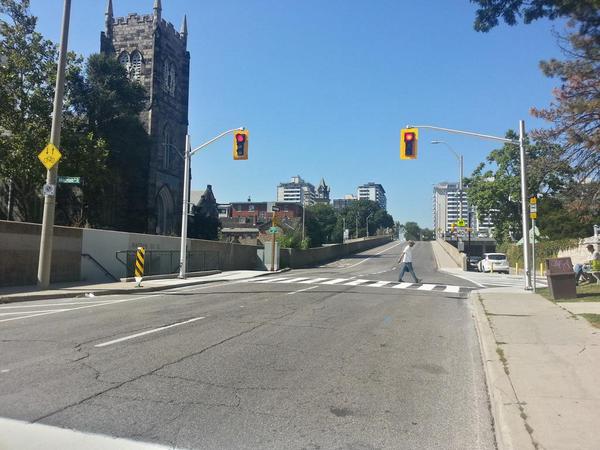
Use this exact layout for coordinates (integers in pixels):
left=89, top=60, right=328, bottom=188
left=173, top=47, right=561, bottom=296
left=403, top=221, right=421, bottom=241
left=305, top=203, right=338, bottom=247
left=465, top=131, right=575, bottom=243
left=421, top=228, right=435, bottom=241
left=0, top=0, right=57, bottom=221
left=67, top=53, right=150, bottom=231
left=188, top=185, right=221, bottom=240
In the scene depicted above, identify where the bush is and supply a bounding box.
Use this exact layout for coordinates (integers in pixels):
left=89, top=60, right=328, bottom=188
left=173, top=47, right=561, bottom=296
left=498, top=238, right=579, bottom=267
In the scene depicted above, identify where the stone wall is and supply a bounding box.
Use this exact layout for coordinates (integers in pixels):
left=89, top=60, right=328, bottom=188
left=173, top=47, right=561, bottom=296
left=279, top=236, right=393, bottom=269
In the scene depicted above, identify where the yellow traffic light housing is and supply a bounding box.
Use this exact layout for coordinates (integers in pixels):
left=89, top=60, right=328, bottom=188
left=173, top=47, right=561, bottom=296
left=233, top=130, right=249, bottom=160
left=400, top=128, right=418, bottom=160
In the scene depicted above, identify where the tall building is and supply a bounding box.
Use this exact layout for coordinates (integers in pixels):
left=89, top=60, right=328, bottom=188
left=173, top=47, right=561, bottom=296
left=101, top=0, right=190, bottom=235
left=432, top=181, right=494, bottom=237
left=332, top=195, right=357, bottom=210
left=357, top=182, right=386, bottom=210
left=276, top=176, right=316, bottom=206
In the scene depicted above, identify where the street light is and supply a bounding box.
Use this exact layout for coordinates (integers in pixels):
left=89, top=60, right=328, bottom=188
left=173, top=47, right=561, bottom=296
left=178, top=127, right=245, bottom=279
left=431, top=140, right=464, bottom=223
left=366, top=212, right=373, bottom=237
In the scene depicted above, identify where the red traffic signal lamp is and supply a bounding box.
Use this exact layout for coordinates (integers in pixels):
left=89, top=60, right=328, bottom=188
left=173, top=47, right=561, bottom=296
left=400, top=128, right=418, bottom=160
left=233, top=129, right=249, bottom=160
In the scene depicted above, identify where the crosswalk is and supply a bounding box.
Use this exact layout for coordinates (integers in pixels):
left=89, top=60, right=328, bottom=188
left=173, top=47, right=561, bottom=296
left=445, top=271, right=548, bottom=289
left=247, top=276, right=472, bottom=295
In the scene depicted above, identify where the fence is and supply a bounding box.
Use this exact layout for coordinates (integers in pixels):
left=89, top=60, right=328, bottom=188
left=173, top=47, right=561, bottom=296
left=115, top=250, right=221, bottom=278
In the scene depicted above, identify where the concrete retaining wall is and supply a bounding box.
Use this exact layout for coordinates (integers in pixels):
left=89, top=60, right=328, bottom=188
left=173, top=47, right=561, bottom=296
left=280, top=236, right=393, bottom=269
left=436, top=238, right=467, bottom=270
left=0, top=220, right=261, bottom=287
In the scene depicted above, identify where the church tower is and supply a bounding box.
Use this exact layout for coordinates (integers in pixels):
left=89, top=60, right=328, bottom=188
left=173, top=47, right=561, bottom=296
left=101, top=0, right=190, bottom=235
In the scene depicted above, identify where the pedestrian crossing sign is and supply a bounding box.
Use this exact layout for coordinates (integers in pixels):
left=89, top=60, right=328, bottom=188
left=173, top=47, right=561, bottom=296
left=456, top=219, right=466, bottom=227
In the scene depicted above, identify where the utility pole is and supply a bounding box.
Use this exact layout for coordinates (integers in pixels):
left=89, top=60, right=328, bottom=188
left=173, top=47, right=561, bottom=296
left=37, top=0, right=71, bottom=288
left=410, top=122, right=533, bottom=290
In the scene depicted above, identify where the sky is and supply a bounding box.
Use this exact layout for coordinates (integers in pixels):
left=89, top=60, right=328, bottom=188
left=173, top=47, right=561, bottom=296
left=29, top=0, right=565, bottom=228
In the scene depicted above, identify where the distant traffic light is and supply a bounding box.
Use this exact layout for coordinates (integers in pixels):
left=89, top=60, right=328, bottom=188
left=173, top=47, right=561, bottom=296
left=233, top=130, right=249, bottom=160
left=400, top=128, right=418, bottom=160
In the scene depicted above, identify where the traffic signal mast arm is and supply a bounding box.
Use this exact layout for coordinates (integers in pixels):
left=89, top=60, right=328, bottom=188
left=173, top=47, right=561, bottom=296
left=406, top=124, right=518, bottom=144
left=189, top=127, right=245, bottom=156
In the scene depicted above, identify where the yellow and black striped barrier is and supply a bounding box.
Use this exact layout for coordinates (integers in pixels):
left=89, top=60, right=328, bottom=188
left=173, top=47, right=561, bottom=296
left=135, top=247, right=145, bottom=286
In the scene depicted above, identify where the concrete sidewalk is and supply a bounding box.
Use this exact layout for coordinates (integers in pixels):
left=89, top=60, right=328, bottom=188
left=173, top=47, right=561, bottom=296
left=472, top=288, right=600, bottom=450
left=0, top=270, right=285, bottom=303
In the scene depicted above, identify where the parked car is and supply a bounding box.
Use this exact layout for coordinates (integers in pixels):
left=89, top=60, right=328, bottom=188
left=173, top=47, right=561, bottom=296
left=467, top=256, right=482, bottom=271
left=477, top=253, right=509, bottom=273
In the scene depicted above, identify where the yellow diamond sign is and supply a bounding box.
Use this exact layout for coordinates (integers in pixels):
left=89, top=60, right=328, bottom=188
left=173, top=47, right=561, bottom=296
left=38, top=143, right=62, bottom=170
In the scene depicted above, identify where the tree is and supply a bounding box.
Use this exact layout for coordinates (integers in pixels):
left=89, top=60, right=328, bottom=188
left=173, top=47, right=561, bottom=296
left=465, top=131, right=576, bottom=243
left=305, top=203, right=338, bottom=247
left=0, top=0, right=57, bottom=221
left=471, top=0, right=600, bottom=217
left=471, top=0, right=599, bottom=35
left=403, top=222, right=421, bottom=241
left=65, top=53, right=150, bottom=231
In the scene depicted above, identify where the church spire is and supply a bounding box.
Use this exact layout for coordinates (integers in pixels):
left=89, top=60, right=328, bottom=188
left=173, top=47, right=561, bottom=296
left=153, top=0, right=162, bottom=21
left=105, top=0, right=113, bottom=35
left=180, top=14, right=188, bottom=45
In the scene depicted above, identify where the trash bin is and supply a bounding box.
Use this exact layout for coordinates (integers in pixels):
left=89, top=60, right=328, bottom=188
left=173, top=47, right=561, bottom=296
left=545, top=257, right=577, bottom=300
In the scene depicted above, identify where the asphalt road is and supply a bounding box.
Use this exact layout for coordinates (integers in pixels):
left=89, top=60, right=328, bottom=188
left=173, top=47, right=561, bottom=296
left=0, top=241, right=494, bottom=449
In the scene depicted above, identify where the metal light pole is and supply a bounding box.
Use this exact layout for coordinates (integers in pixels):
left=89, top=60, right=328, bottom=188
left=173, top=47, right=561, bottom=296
left=366, top=212, right=373, bottom=237
left=342, top=217, right=346, bottom=243
left=178, top=127, right=245, bottom=279
left=431, top=140, right=464, bottom=222
left=355, top=215, right=359, bottom=239
left=37, top=0, right=71, bottom=288
left=409, top=122, right=532, bottom=290
left=301, top=201, right=306, bottom=242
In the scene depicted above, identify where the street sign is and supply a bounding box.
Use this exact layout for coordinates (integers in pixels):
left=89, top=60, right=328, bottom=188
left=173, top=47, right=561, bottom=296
left=268, top=227, right=279, bottom=234
left=272, top=206, right=280, bottom=212
left=530, top=196, right=537, bottom=204
left=58, top=176, right=80, bottom=184
left=37, top=143, right=62, bottom=170
left=530, top=203, right=537, bottom=220
left=456, top=219, right=466, bottom=227
left=42, top=183, right=56, bottom=197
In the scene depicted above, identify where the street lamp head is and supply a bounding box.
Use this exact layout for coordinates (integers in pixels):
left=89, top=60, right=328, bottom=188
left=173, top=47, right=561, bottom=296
left=431, top=140, right=443, bottom=144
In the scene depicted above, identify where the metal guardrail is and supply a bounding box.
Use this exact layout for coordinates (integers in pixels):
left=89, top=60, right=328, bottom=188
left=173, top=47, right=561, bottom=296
left=115, top=250, right=220, bottom=277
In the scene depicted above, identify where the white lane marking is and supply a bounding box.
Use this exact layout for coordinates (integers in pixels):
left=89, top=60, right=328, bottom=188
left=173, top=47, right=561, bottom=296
left=299, top=278, right=329, bottom=284
left=344, top=279, right=370, bottom=286
left=275, top=277, right=310, bottom=283
left=343, top=241, right=405, bottom=269
left=418, top=284, right=437, bottom=291
left=0, top=301, right=112, bottom=309
left=444, top=285, right=461, bottom=293
left=392, top=283, right=414, bottom=289
left=0, top=309, right=71, bottom=316
left=286, top=286, right=319, bottom=296
left=95, top=317, right=205, bottom=348
left=369, top=281, right=392, bottom=288
left=321, top=278, right=349, bottom=285
left=254, top=277, right=291, bottom=283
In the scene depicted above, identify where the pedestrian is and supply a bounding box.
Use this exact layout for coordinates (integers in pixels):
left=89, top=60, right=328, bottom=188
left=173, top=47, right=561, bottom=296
left=398, top=240, right=421, bottom=283
left=574, top=244, right=600, bottom=285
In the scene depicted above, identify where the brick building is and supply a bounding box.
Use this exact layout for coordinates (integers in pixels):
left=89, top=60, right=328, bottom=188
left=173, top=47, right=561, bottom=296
left=101, top=0, right=190, bottom=235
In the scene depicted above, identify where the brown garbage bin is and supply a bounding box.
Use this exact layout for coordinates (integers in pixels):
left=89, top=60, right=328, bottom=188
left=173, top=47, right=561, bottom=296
left=545, top=257, right=577, bottom=300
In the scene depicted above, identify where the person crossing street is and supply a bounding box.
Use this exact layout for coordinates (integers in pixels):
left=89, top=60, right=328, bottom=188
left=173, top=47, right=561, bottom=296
left=398, top=240, right=421, bottom=283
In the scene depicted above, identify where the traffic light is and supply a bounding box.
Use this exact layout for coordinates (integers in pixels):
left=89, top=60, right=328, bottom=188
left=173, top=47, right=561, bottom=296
left=233, top=130, right=249, bottom=160
left=400, top=128, right=418, bottom=160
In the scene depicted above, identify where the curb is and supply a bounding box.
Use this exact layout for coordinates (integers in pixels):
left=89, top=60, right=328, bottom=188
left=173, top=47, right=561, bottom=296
left=470, top=292, right=534, bottom=450
left=0, top=269, right=291, bottom=304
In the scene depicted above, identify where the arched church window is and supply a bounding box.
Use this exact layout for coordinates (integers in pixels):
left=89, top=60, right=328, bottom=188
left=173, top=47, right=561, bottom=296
left=163, top=124, right=172, bottom=169
left=118, top=51, right=131, bottom=75
left=169, top=63, right=176, bottom=95
left=131, top=50, right=144, bottom=82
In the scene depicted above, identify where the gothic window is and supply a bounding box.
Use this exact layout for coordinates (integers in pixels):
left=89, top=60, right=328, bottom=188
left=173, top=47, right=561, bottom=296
left=163, top=124, right=172, bottom=169
left=163, top=59, right=176, bottom=96
left=118, top=51, right=131, bottom=76
left=131, top=50, right=144, bottom=82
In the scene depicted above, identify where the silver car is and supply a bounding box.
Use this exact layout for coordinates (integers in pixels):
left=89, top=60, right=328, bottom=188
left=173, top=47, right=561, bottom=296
left=477, top=253, right=509, bottom=274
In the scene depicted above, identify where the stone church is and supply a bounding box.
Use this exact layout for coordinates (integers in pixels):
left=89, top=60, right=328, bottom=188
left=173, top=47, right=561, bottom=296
left=100, top=0, right=189, bottom=235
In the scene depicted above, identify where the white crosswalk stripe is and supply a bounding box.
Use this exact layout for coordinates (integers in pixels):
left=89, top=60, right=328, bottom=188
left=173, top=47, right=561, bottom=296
left=321, top=278, right=349, bottom=285
left=248, top=275, right=472, bottom=295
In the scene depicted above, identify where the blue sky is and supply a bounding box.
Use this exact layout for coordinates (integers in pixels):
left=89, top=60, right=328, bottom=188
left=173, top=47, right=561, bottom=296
left=30, top=0, right=564, bottom=227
